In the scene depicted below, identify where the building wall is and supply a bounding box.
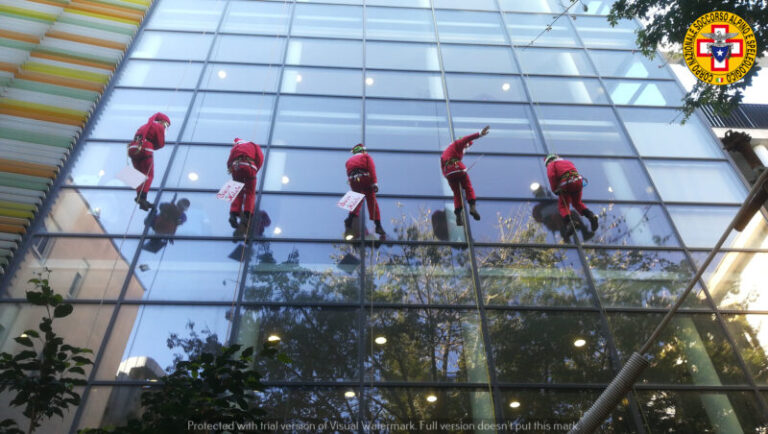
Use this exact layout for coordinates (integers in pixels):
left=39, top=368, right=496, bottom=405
left=1, top=0, right=768, bottom=432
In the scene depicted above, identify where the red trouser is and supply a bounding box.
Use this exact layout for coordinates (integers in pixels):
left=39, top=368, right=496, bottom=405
left=131, top=156, right=153, bottom=194
left=349, top=175, right=380, bottom=221
left=446, top=171, right=475, bottom=209
left=230, top=165, right=257, bottom=214
left=557, top=179, right=587, bottom=218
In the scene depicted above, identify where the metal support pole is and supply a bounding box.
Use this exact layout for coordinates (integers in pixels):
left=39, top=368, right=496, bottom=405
left=569, top=168, right=768, bottom=434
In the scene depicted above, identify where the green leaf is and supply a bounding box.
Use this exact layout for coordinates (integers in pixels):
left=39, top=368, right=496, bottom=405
left=68, top=367, right=85, bottom=375
left=54, top=304, right=74, bottom=318
left=22, top=329, right=40, bottom=338
left=276, top=353, right=292, bottom=364
left=13, top=337, right=33, bottom=347
left=26, top=291, right=44, bottom=305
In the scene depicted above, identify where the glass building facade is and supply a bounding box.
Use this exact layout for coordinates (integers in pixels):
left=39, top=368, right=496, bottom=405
left=1, top=0, right=768, bottom=432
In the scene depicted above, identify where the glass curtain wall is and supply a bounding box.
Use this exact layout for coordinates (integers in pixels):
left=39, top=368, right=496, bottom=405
left=1, top=0, right=767, bottom=432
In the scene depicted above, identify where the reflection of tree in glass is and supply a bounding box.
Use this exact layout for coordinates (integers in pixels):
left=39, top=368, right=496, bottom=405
left=166, top=320, right=221, bottom=372
left=637, top=390, right=764, bottom=433
left=586, top=249, right=697, bottom=308
left=723, top=315, right=768, bottom=384
left=608, top=313, right=747, bottom=386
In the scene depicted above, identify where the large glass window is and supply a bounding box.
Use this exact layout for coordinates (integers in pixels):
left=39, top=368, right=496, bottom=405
left=48, top=189, right=155, bottom=235
left=200, top=64, right=280, bottom=93
left=518, top=47, right=595, bottom=76
left=441, top=44, right=517, bottom=74
left=527, top=77, right=608, bottom=104
left=366, top=41, right=439, bottom=71
left=569, top=157, right=657, bottom=201
left=365, top=71, right=444, bottom=99
left=220, top=1, right=292, bottom=35
left=210, top=35, right=286, bottom=64
left=243, top=242, right=360, bottom=303
left=367, top=309, right=488, bottom=382
left=469, top=200, right=558, bottom=245
left=145, top=0, right=224, bottom=32
left=281, top=67, right=362, bottom=96
left=477, top=247, right=591, bottom=306
left=500, top=0, right=563, bottom=13
left=505, top=13, right=579, bottom=47
left=489, top=311, right=613, bottom=383
left=96, top=305, right=231, bottom=380
left=435, top=10, right=507, bottom=45
left=434, top=0, right=498, bottom=11
left=445, top=74, right=525, bottom=102
left=665, top=205, right=768, bottom=249
left=365, top=7, right=435, bottom=42
left=239, top=307, right=358, bottom=381
left=722, top=314, right=768, bottom=384
left=263, top=149, right=444, bottom=196
left=182, top=92, right=274, bottom=144
left=535, top=105, right=634, bottom=156
left=291, top=4, right=363, bottom=39
left=605, top=79, right=684, bottom=106
left=637, top=390, right=766, bottom=433
left=572, top=16, right=639, bottom=49
left=366, top=0, right=429, bottom=6
left=368, top=246, right=472, bottom=305
left=69, top=142, right=172, bottom=187
left=618, top=108, right=723, bottom=158
left=457, top=156, right=547, bottom=199
left=646, top=161, right=747, bottom=204
left=365, top=99, right=451, bottom=152
left=367, top=388, right=493, bottom=426
left=130, top=31, right=213, bottom=61
left=3, top=236, right=136, bottom=300
left=89, top=89, right=192, bottom=141
left=450, top=102, right=541, bottom=154
left=590, top=50, right=673, bottom=79
left=130, top=239, right=245, bottom=301
left=286, top=38, right=362, bottom=68
left=117, top=60, right=203, bottom=89
left=705, top=254, right=768, bottom=312
left=608, top=313, right=749, bottom=385
left=582, top=203, right=681, bottom=247
left=272, top=95, right=361, bottom=148
left=584, top=249, right=704, bottom=309
left=165, top=145, right=231, bottom=190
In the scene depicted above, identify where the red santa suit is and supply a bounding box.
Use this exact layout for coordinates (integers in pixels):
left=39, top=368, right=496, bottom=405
left=128, top=112, right=168, bottom=194
left=227, top=138, right=264, bottom=216
left=345, top=152, right=380, bottom=221
left=547, top=157, right=587, bottom=218
left=441, top=132, right=481, bottom=209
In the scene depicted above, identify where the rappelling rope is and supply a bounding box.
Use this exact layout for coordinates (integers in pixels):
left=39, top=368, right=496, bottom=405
left=223, top=0, right=292, bottom=343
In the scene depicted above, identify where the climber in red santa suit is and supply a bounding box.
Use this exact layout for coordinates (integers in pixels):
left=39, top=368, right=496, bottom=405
left=545, top=153, right=599, bottom=239
left=345, top=143, right=385, bottom=237
left=128, top=112, right=170, bottom=211
left=227, top=137, right=264, bottom=230
left=441, top=125, right=490, bottom=226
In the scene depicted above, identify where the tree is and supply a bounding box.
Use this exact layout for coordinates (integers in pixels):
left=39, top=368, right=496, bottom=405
left=0, top=273, right=93, bottom=434
left=607, top=0, right=767, bottom=121
left=81, top=337, right=284, bottom=433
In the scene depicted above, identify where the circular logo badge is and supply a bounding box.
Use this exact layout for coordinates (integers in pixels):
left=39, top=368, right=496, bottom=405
left=683, top=11, right=757, bottom=85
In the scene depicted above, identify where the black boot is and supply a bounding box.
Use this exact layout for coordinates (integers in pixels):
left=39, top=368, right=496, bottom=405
left=468, top=201, right=480, bottom=221
left=561, top=214, right=574, bottom=241
left=136, top=192, right=153, bottom=211
left=374, top=220, right=386, bottom=236
left=583, top=209, right=599, bottom=231
left=228, top=212, right=239, bottom=229
left=344, top=213, right=354, bottom=229
left=454, top=208, right=464, bottom=226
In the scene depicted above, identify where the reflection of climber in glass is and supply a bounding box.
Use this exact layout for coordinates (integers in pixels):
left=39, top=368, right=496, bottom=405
left=228, top=137, right=264, bottom=236
left=545, top=154, right=599, bottom=240
left=128, top=112, right=170, bottom=211
left=142, top=196, right=189, bottom=252
left=531, top=192, right=593, bottom=242
left=441, top=125, right=490, bottom=226
left=345, top=143, right=386, bottom=239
